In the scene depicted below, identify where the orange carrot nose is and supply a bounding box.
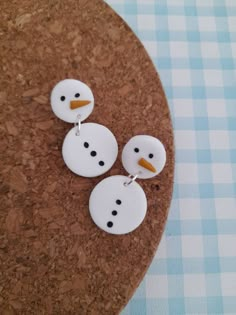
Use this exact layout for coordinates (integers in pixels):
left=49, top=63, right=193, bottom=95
left=138, top=158, right=157, bottom=173
left=70, top=100, right=91, bottom=110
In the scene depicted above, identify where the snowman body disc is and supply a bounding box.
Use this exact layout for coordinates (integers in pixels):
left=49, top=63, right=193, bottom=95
left=62, top=123, right=118, bottom=177
left=89, top=175, right=147, bottom=234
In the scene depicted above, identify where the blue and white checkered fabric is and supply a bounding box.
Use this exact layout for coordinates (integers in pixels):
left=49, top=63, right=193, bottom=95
left=106, top=1, right=236, bottom=314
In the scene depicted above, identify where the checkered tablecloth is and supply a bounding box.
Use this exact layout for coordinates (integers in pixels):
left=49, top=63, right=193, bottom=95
left=105, top=1, right=236, bottom=314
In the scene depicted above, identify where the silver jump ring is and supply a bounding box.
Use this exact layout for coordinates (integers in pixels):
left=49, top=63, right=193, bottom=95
left=124, top=173, right=139, bottom=187
left=74, top=114, right=81, bottom=136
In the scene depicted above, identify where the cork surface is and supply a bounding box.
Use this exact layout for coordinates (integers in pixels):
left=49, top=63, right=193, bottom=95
left=0, top=0, right=174, bottom=314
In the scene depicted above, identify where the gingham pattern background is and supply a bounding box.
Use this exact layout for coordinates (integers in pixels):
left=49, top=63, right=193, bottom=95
left=105, top=1, right=236, bottom=314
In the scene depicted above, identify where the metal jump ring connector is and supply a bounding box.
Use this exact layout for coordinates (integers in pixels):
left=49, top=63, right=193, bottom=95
left=74, top=114, right=81, bottom=136
left=124, top=173, right=139, bottom=187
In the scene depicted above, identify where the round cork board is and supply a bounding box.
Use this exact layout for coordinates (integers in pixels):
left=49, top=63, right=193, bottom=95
left=0, top=0, right=174, bottom=314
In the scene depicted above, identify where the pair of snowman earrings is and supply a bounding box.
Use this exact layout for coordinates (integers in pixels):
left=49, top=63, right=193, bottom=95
left=51, top=79, right=166, bottom=235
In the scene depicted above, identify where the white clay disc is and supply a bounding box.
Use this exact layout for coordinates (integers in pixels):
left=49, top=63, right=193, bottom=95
left=50, top=79, right=94, bottom=123
left=89, top=175, right=147, bottom=235
left=62, top=123, right=118, bottom=177
left=122, top=135, right=166, bottom=179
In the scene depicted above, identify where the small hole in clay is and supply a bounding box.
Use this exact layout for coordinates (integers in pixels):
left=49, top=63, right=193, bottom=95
left=112, top=210, right=118, bottom=216
left=84, top=142, right=89, bottom=148
left=75, top=93, right=80, bottom=98
left=99, top=161, right=104, bottom=166
left=134, top=148, right=139, bottom=153
left=155, top=184, right=160, bottom=190
left=90, top=151, right=97, bottom=157
left=60, top=96, right=65, bottom=101
left=107, top=221, right=113, bottom=228
left=116, top=199, right=121, bottom=205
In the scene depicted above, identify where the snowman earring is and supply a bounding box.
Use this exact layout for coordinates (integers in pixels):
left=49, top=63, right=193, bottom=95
left=89, top=135, right=166, bottom=235
left=50, top=79, right=118, bottom=177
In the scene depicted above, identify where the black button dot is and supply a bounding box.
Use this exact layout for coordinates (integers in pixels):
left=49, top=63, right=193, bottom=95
left=116, top=199, right=122, bottom=205
left=99, top=161, right=104, bottom=166
left=134, top=148, right=139, bottom=153
left=60, top=96, right=66, bottom=101
left=149, top=153, right=154, bottom=159
left=75, top=93, right=80, bottom=98
left=90, top=151, right=97, bottom=157
left=84, top=142, right=89, bottom=148
left=107, top=221, right=113, bottom=228
left=112, top=210, right=118, bottom=216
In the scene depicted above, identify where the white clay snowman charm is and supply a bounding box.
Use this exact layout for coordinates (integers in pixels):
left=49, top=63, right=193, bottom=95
left=50, top=79, right=118, bottom=177
left=89, top=135, right=166, bottom=234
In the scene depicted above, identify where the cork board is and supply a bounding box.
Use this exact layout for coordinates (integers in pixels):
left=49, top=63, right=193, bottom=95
left=0, top=0, right=174, bottom=314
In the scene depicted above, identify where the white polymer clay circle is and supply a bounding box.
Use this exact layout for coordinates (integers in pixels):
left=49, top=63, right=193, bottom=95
left=50, top=79, right=94, bottom=123
left=122, top=135, right=166, bottom=179
left=89, top=175, right=147, bottom=235
left=62, top=123, right=118, bottom=177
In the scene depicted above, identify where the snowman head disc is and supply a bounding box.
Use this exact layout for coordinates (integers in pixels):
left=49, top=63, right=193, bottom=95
left=51, top=79, right=94, bottom=123
left=121, top=135, right=166, bottom=179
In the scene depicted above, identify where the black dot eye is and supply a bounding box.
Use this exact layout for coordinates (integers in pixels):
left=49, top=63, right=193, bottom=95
left=116, top=199, right=121, bottom=205
left=112, top=210, right=118, bottom=216
left=107, top=221, right=113, bottom=228
left=84, top=142, right=89, bottom=148
left=90, top=151, right=97, bottom=157
left=99, top=161, right=104, bottom=166
left=149, top=153, right=154, bottom=159
left=75, top=93, right=80, bottom=98
left=134, top=148, right=139, bottom=153
left=60, top=96, right=66, bottom=101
